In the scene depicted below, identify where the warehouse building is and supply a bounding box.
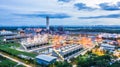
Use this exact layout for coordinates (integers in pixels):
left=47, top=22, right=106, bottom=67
left=36, top=54, right=57, bottom=65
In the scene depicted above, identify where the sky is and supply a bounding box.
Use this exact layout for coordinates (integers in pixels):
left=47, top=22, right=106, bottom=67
left=0, top=0, right=120, bottom=26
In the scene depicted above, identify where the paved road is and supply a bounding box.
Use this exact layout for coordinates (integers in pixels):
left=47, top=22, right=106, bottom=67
left=0, top=53, right=32, bottom=67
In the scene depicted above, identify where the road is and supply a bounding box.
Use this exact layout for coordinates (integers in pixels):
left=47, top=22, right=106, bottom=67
left=0, top=53, right=32, bottom=67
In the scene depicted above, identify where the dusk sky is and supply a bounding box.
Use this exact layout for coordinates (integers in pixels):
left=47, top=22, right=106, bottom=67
left=0, top=0, right=120, bottom=26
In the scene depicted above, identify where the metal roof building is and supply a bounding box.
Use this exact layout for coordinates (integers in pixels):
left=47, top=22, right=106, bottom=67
left=52, top=44, right=83, bottom=60
left=36, top=54, right=57, bottom=65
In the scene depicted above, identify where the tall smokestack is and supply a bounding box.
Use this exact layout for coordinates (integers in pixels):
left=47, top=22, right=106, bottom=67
left=46, top=16, right=49, bottom=30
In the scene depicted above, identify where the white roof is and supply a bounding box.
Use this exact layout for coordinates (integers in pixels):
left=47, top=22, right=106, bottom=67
left=101, top=44, right=115, bottom=48
left=36, top=55, right=57, bottom=62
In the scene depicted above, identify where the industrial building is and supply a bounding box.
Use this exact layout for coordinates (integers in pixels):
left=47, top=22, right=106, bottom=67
left=98, top=33, right=120, bottom=40
left=0, top=30, right=16, bottom=36
left=52, top=44, right=83, bottom=61
left=3, top=35, right=28, bottom=42
left=20, top=34, right=49, bottom=50
left=100, top=43, right=115, bottom=51
left=36, top=54, right=57, bottom=65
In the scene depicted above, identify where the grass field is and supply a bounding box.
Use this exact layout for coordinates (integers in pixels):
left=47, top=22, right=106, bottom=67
left=0, top=55, right=25, bottom=67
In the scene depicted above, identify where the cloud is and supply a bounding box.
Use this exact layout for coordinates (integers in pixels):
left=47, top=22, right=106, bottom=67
left=58, top=0, right=72, bottom=3
left=14, top=12, right=71, bottom=19
left=0, top=0, right=120, bottom=26
left=74, top=3, right=95, bottom=11
left=117, top=2, right=120, bottom=6
left=79, top=14, right=120, bottom=19
left=99, top=2, right=120, bottom=11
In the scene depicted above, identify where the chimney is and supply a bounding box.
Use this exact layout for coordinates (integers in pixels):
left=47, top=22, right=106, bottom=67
left=46, top=16, right=49, bottom=30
